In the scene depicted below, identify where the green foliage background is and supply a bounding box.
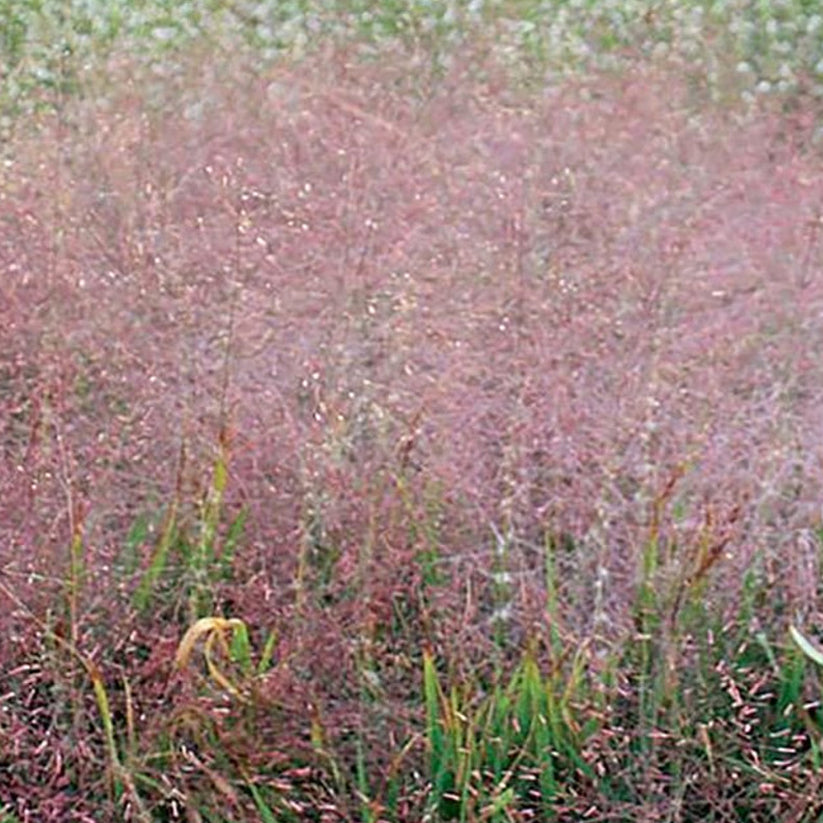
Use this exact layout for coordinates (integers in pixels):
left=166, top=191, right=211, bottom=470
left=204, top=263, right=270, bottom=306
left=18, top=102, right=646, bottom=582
left=3, top=0, right=823, bottom=123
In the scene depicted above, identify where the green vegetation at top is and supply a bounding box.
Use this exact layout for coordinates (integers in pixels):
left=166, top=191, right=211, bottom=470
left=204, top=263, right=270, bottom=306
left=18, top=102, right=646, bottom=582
left=2, top=0, right=823, bottom=121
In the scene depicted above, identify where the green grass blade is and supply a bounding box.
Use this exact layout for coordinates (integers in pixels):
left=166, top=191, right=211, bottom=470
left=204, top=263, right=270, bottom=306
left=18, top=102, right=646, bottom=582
left=219, top=506, right=247, bottom=581
left=256, top=628, right=279, bottom=676
left=790, top=625, right=823, bottom=667
left=228, top=619, right=252, bottom=676
left=133, top=501, right=178, bottom=612
left=245, top=779, right=278, bottom=823
left=423, top=649, right=445, bottom=773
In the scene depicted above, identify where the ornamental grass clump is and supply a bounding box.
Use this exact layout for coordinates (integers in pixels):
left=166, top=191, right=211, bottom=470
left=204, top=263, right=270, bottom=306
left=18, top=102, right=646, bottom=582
left=4, top=15, right=823, bottom=819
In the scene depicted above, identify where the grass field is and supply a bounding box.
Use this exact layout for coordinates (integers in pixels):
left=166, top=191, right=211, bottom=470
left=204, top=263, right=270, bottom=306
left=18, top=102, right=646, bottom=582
left=2, top=1, right=823, bottom=820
